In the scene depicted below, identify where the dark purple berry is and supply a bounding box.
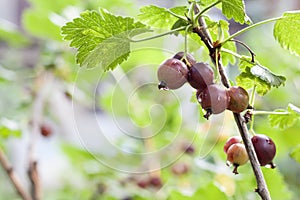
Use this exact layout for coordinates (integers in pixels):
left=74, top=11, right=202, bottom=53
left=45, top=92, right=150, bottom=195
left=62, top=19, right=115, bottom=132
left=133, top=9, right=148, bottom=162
left=251, top=134, right=276, bottom=167
left=188, top=62, right=214, bottom=91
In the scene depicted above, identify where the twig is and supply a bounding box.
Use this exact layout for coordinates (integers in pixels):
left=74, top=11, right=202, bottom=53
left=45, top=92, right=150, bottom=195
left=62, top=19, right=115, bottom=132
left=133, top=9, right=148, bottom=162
left=28, top=72, right=54, bottom=200
left=0, top=149, right=32, bottom=200
left=229, top=39, right=256, bottom=62
left=28, top=161, right=40, bottom=200
left=192, top=13, right=271, bottom=200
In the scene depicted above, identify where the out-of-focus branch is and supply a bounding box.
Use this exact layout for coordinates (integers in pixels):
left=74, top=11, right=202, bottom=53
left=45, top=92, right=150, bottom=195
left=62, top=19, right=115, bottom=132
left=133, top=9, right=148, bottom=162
left=28, top=161, right=40, bottom=200
left=0, top=149, right=32, bottom=200
left=28, top=72, right=54, bottom=200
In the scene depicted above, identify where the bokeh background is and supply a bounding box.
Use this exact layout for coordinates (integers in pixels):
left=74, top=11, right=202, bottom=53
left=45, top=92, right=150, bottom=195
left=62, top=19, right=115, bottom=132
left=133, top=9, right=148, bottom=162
left=0, top=0, right=299, bottom=199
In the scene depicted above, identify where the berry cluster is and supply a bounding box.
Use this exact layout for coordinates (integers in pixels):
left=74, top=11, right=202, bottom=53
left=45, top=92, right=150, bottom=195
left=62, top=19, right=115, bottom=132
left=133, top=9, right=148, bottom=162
left=224, top=134, right=276, bottom=174
left=157, top=52, right=250, bottom=119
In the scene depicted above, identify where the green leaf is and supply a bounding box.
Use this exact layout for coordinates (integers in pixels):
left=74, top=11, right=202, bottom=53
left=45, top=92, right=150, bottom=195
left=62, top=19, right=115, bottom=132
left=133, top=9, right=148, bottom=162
left=27, top=0, right=78, bottom=13
left=168, top=191, right=191, bottom=200
left=218, top=20, right=236, bottom=66
left=250, top=65, right=286, bottom=88
left=193, top=182, right=227, bottom=199
left=61, top=9, right=150, bottom=70
left=262, top=168, right=293, bottom=200
left=168, top=182, right=226, bottom=199
left=200, top=0, right=219, bottom=7
left=171, top=19, right=189, bottom=35
left=0, top=21, right=29, bottom=47
left=204, top=18, right=236, bottom=65
left=236, top=60, right=286, bottom=95
left=138, top=5, right=187, bottom=29
left=290, top=145, right=300, bottom=162
left=238, top=56, right=286, bottom=87
left=274, top=11, right=300, bottom=57
left=238, top=56, right=254, bottom=71
left=22, top=0, right=77, bottom=41
left=221, top=0, right=251, bottom=24
left=236, top=67, right=271, bottom=95
left=23, top=10, right=62, bottom=41
left=268, top=104, right=300, bottom=130
left=0, top=118, right=21, bottom=139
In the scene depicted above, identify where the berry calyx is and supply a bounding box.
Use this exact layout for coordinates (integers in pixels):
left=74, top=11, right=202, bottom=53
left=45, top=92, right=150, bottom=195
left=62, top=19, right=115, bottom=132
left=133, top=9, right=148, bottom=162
left=173, top=52, right=196, bottom=67
left=226, top=143, right=249, bottom=174
left=188, top=62, right=214, bottom=91
left=157, top=58, right=188, bottom=90
left=197, top=84, right=229, bottom=115
left=251, top=134, right=276, bottom=167
left=227, top=86, right=249, bottom=113
left=224, top=136, right=242, bottom=153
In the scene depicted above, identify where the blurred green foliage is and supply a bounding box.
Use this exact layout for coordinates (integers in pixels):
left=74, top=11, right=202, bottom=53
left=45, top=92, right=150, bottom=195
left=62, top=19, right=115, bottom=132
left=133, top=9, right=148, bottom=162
left=0, top=0, right=299, bottom=200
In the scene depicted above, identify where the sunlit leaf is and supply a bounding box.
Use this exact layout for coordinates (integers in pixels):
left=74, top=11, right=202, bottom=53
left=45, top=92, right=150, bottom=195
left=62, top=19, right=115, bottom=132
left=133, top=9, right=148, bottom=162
left=263, top=168, right=293, bottom=200
left=250, top=65, right=286, bottom=88
left=138, top=5, right=187, bottom=29
left=207, top=19, right=236, bottom=66
left=274, top=11, right=300, bottom=57
left=290, top=145, right=300, bottom=162
left=0, top=118, right=21, bottom=139
left=193, top=182, right=227, bottom=199
left=268, top=104, right=300, bottom=130
left=236, top=67, right=271, bottom=95
left=61, top=9, right=150, bottom=70
left=221, top=0, right=252, bottom=24
left=238, top=56, right=254, bottom=71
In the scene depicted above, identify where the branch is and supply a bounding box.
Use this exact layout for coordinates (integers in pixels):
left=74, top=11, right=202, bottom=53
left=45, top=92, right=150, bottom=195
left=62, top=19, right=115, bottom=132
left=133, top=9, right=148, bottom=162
left=28, top=72, right=54, bottom=200
left=28, top=161, right=40, bottom=200
left=192, top=15, right=271, bottom=200
left=0, top=149, right=32, bottom=200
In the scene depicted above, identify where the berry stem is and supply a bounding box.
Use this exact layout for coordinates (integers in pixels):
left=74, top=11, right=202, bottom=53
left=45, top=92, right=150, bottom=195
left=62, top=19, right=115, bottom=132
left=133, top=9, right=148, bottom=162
left=167, top=10, right=188, bottom=22
left=193, top=14, right=271, bottom=200
left=220, top=16, right=283, bottom=45
left=130, top=27, right=186, bottom=43
left=194, top=1, right=222, bottom=24
left=252, top=110, right=290, bottom=115
left=249, top=85, right=257, bottom=134
left=229, top=39, right=256, bottom=62
left=184, top=25, right=192, bottom=62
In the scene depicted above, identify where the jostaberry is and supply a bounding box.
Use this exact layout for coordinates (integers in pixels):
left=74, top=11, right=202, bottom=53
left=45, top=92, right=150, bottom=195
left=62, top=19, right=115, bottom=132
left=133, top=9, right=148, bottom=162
left=227, top=86, right=249, bottom=113
left=157, top=58, right=188, bottom=90
left=188, top=62, right=214, bottom=91
left=197, top=84, right=229, bottom=115
left=224, top=136, right=242, bottom=153
left=251, top=134, right=276, bottom=167
left=226, top=143, right=249, bottom=174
